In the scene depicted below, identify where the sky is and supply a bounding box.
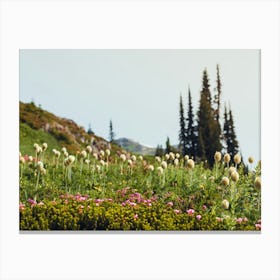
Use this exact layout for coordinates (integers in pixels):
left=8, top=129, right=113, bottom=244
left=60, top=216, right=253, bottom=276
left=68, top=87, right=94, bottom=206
left=19, top=49, right=260, bottom=162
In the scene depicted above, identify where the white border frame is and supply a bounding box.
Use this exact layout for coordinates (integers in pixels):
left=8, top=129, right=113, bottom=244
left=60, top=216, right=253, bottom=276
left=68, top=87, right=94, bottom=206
left=1, top=1, right=279, bottom=280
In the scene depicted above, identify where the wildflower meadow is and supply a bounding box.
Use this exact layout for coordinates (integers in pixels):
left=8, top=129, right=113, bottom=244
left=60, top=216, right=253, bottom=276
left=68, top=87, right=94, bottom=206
left=19, top=144, right=261, bottom=231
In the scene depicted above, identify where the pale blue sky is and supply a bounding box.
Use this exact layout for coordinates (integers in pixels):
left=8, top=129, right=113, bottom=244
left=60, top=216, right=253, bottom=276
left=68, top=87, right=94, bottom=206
left=19, top=49, right=260, bottom=161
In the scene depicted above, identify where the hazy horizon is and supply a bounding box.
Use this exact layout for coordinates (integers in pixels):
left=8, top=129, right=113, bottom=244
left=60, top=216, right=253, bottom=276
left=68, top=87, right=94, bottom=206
left=19, top=49, right=260, bottom=162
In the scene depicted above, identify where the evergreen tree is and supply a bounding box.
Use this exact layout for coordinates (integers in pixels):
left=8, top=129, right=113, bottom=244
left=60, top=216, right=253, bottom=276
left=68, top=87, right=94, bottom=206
left=165, top=137, right=171, bottom=154
left=223, top=105, right=239, bottom=158
left=178, top=94, right=187, bottom=155
left=223, top=105, right=229, bottom=152
left=87, top=123, right=94, bottom=135
left=109, top=120, right=115, bottom=143
left=155, top=145, right=164, bottom=157
left=227, top=108, right=239, bottom=157
left=213, top=64, right=222, bottom=122
left=197, top=69, right=222, bottom=166
left=185, top=87, right=197, bottom=158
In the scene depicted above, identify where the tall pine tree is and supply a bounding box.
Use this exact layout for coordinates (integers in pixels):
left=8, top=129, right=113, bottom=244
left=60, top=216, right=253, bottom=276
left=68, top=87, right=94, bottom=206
left=178, top=94, right=187, bottom=155
left=109, top=120, right=115, bottom=143
left=185, top=87, right=197, bottom=158
left=223, top=105, right=239, bottom=158
left=165, top=137, right=171, bottom=154
left=197, top=69, right=222, bottom=166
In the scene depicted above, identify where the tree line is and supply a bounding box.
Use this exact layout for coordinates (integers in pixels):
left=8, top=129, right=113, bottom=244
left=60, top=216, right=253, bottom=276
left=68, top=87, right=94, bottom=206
left=156, top=65, right=239, bottom=166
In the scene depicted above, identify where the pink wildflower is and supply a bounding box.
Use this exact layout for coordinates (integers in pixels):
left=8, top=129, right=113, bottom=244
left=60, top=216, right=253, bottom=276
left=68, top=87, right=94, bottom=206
left=27, top=198, right=37, bottom=205
left=216, top=217, right=223, bottom=222
left=133, top=214, right=138, bottom=219
left=19, top=203, right=25, bottom=211
left=236, top=218, right=243, bottom=224
left=167, top=202, right=174, bottom=207
left=202, top=205, right=207, bottom=210
left=255, top=223, right=261, bottom=230
left=196, top=215, right=202, bottom=220
left=174, top=209, right=181, bottom=214
left=38, top=202, right=44, bottom=206
left=243, top=217, right=248, bottom=223
left=129, top=202, right=137, bottom=207
left=187, top=209, right=195, bottom=216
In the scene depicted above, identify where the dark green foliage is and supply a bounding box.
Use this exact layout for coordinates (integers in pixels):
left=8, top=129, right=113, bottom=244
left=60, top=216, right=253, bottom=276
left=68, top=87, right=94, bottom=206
left=109, top=120, right=115, bottom=143
left=155, top=145, right=164, bottom=156
left=165, top=137, right=171, bottom=154
left=197, top=69, right=222, bottom=166
left=185, top=87, right=197, bottom=158
left=223, top=105, right=239, bottom=158
left=178, top=95, right=187, bottom=155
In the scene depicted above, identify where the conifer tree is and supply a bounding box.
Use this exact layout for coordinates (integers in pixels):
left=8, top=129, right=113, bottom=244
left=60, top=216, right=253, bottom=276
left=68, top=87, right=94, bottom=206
left=185, top=87, right=197, bottom=158
left=178, top=94, right=187, bottom=155
left=109, top=120, right=115, bottom=143
left=227, top=108, right=239, bottom=157
left=87, top=123, right=94, bottom=135
left=213, top=64, right=222, bottom=122
left=223, top=105, right=239, bottom=159
left=165, top=137, right=171, bottom=154
left=155, top=145, right=164, bottom=156
left=197, top=69, right=222, bottom=166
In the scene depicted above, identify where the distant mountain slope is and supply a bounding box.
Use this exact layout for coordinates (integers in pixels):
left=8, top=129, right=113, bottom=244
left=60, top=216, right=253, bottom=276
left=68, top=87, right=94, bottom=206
left=20, top=102, right=118, bottom=155
left=115, top=138, right=156, bottom=155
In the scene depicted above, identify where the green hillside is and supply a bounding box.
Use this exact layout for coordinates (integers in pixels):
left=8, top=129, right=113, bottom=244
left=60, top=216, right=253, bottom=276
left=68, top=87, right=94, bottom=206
left=20, top=101, right=121, bottom=156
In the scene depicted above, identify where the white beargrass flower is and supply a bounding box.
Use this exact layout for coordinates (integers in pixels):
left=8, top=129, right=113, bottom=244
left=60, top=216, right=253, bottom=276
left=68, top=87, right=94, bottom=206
left=174, top=158, right=179, bottom=166
left=248, top=157, right=254, bottom=164
left=105, top=149, right=111, bottom=156
left=96, top=165, right=101, bottom=173
left=37, top=161, right=44, bottom=169
left=254, top=176, right=261, bottom=190
left=157, top=166, right=164, bottom=175
left=138, top=155, right=143, bottom=161
left=100, top=160, right=105, bottom=166
left=148, top=165, right=154, bottom=172
left=214, top=151, right=222, bottom=162
left=155, top=156, right=161, bottom=163
left=222, top=199, right=230, bottom=209
left=231, top=171, right=239, bottom=182
left=20, top=156, right=25, bottom=164
left=228, top=166, right=236, bottom=176
left=184, top=155, right=189, bottom=161
left=127, top=159, right=133, bottom=166
left=120, top=154, right=126, bottom=162
left=86, top=145, right=92, bottom=154
left=81, top=150, right=87, bottom=158
left=42, top=143, right=48, bottom=151
left=85, top=159, right=90, bottom=165
left=28, top=156, right=33, bottom=162
left=187, top=159, right=195, bottom=169
left=93, top=153, right=98, bottom=160
left=169, top=152, right=175, bottom=160
left=36, top=146, right=42, bottom=154
left=248, top=156, right=254, bottom=164
left=100, top=150, right=105, bottom=158
left=61, top=147, right=67, bottom=154
left=221, top=176, right=230, bottom=186
left=223, top=153, right=231, bottom=163
left=161, top=161, right=167, bottom=169
left=165, top=154, right=170, bottom=160
left=175, top=153, right=180, bottom=159
left=234, top=154, right=241, bottom=165
left=68, top=155, right=75, bottom=164
left=131, top=155, right=136, bottom=162
left=64, top=151, right=69, bottom=157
